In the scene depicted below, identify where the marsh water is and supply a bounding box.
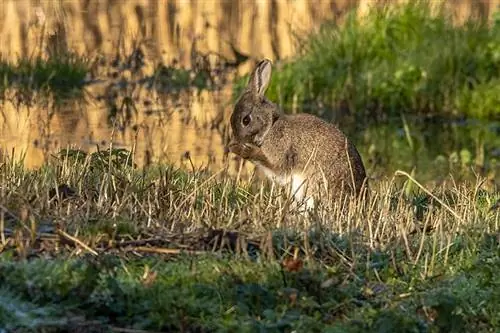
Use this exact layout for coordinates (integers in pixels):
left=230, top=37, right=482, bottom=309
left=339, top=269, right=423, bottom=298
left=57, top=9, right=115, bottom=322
left=1, top=0, right=499, bottom=185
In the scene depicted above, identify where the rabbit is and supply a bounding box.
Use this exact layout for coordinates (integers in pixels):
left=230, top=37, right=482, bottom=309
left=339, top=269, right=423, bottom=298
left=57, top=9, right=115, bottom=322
left=228, top=59, right=367, bottom=210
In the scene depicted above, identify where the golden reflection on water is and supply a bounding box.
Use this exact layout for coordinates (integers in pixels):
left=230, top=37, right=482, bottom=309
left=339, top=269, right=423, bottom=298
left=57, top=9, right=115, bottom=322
left=0, top=85, right=253, bottom=178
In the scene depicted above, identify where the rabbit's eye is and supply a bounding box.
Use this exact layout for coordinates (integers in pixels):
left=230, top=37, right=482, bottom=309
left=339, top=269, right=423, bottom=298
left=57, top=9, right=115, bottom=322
left=242, top=115, right=251, bottom=127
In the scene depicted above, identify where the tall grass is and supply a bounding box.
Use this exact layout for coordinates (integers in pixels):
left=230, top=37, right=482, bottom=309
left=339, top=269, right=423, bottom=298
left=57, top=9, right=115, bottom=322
left=235, top=1, right=500, bottom=120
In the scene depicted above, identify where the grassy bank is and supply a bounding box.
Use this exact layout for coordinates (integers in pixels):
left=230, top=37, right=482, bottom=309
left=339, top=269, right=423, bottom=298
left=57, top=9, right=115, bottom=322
left=0, top=148, right=498, bottom=332
left=234, top=1, right=500, bottom=120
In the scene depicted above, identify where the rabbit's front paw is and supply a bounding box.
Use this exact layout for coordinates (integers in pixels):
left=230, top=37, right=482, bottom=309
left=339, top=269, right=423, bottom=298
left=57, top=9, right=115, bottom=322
left=228, top=142, right=255, bottom=159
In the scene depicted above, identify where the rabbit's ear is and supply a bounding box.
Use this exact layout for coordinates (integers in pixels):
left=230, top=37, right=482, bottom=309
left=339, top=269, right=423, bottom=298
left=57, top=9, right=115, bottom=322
left=247, top=59, right=272, bottom=97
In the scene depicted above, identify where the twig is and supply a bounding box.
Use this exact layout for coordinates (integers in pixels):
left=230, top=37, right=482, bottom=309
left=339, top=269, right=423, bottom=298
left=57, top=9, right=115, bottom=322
left=0, top=212, right=4, bottom=246
left=395, top=170, right=464, bottom=223
left=56, top=228, right=98, bottom=256
left=105, top=237, right=165, bottom=248
left=127, top=246, right=207, bottom=255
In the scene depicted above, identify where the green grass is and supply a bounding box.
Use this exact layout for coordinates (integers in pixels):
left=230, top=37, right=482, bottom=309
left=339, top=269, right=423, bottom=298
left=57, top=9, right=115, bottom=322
left=234, top=1, right=500, bottom=120
left=0, top=52, right=90, bottom=100
left=0, top=148, right=498, bottom=332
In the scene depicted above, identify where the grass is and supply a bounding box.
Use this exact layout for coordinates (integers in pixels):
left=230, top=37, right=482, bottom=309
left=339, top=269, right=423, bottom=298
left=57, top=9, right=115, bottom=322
left=0, top=4, right=499, bottom=328
left=234, top=1, right=500, bottom=120
left=1, top=3, right=499, bottom=329
left=0, top=147, right=498, bottom=332
left=1, top=246, right=499, bottom=332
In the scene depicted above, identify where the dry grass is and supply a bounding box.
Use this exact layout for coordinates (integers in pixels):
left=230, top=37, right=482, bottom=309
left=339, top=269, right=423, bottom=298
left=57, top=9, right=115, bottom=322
left=0, top=145, right=497, bottom=262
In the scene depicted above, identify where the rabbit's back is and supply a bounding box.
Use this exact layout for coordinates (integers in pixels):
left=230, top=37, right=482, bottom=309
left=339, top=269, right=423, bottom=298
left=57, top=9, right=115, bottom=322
left=261, top=113, right=366, bottom=195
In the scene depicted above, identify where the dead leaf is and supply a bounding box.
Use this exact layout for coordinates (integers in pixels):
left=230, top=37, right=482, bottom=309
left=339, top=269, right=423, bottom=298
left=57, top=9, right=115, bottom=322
left=282, top=257, right=303, bottom=272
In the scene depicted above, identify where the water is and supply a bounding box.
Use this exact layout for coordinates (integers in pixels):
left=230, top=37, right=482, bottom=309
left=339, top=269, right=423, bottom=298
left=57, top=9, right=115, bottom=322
left=0, top=82, right=244, bottom=173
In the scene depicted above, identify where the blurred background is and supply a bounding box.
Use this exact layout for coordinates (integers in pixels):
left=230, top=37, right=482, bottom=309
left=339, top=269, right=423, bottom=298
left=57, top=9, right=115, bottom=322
left=0, top=0, right=499, bottom=187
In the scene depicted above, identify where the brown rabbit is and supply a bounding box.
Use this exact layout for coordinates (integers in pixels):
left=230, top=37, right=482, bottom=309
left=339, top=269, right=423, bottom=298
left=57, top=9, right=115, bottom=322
left=228, top=59, right=367, bottom=209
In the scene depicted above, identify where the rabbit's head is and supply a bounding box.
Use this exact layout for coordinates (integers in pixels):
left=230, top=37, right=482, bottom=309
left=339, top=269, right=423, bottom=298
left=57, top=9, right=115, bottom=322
left=230, top=59, right=278, bottom=146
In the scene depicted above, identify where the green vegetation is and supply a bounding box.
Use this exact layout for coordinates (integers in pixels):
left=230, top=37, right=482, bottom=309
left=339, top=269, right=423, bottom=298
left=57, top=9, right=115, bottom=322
left=230, top=0, right=500, bottom=185
left=234, top=1, right=500, bottom=120
left=0, top=52, right=90, bottom=99
left=0, top=48, right=215, bottom=104
left=2, top=244, right=500, bottom=332
left=0, top=148, right=498, bottom=332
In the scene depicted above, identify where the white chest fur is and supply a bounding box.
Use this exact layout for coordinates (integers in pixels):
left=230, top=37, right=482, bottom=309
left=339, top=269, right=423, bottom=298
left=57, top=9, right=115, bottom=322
left=255, top=163, right=315, bottom=210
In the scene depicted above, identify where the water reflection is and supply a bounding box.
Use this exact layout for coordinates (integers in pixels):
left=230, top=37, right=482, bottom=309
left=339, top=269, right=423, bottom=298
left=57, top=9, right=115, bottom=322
left=354, top=116, right=500, bottom=185
left=0, top=83, right=247, bottom=175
